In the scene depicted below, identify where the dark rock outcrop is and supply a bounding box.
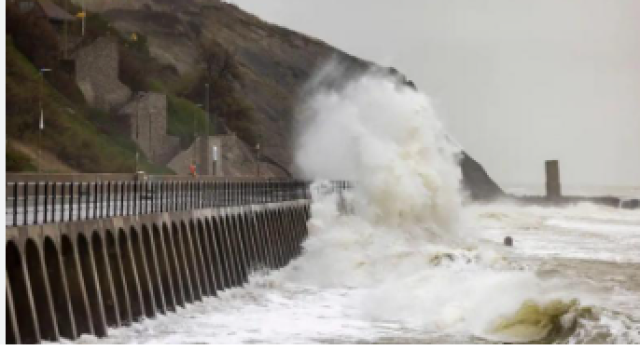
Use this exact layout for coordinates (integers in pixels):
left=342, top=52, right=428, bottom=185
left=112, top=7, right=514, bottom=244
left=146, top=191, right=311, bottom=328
left=460, top=152, right=504, bottom=201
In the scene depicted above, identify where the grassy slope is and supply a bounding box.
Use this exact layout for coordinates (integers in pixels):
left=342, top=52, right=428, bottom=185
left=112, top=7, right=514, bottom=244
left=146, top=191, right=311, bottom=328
left=6, top=37, right=171, bottom=174
left=166, top=94, right=212, bottom=147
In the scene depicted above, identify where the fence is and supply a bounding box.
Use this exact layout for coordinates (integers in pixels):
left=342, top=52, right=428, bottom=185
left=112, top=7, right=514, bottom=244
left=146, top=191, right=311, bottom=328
left=5, top=176, right=352, bottom=227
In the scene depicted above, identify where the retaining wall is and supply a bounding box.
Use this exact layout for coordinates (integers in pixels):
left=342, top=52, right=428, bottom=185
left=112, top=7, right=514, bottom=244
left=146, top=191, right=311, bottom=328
left=5, top=200, right=311, bottom=344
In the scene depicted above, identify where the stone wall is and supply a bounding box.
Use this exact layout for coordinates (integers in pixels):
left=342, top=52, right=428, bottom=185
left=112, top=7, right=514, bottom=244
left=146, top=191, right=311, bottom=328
left=74, top=36, right=131, bottom=111
left=167, top=135, right=279, bottom=177
left=6, top=197, right=311, bottom=344
left=119, top=92, right=180, bottom=165
left=168, top=136, right=221, bottom=176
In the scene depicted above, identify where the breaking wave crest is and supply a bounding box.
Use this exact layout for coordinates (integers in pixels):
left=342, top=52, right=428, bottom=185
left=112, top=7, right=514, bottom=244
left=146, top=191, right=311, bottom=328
left=287, top=66, right=639, bottom=343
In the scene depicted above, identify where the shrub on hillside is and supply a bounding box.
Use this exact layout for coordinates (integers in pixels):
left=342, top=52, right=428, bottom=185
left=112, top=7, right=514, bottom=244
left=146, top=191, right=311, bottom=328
left=6, top=144, right=36, bottom=172
left=6, top=3, right=59, bottom=70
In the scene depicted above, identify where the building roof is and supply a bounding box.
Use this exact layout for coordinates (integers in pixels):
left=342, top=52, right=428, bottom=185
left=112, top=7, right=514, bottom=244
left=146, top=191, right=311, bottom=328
left=37, top=0, right=76, bottom=22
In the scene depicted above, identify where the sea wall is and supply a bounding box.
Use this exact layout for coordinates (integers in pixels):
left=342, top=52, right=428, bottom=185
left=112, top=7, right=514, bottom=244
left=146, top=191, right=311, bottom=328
left=6, top=201, right=310, bottom=343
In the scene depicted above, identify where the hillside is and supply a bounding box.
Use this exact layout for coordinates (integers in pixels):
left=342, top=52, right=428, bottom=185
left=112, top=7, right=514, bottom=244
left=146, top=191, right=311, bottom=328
left=79, top=0, right=371, bottom=167
left=7, top=0, right=502, bottom=199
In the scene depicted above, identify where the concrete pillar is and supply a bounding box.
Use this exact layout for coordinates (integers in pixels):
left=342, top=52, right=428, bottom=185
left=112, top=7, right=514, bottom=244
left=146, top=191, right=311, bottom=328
left=195, top=137, right=222, bottom=176
left=545, top=160, right=562, bottom=199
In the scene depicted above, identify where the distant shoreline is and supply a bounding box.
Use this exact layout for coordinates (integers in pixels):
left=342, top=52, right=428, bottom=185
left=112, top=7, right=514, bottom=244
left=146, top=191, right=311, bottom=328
left=487, top=193, right=640, bottom=210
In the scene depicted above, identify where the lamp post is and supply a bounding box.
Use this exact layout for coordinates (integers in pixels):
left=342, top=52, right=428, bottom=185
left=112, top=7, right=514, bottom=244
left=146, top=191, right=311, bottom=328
left=193, top=103, right=203, bottom=168
left=205, top=83, right=210, bottom=137
left=204, top=83, right=211, bottom=175
left=255, top=143, right=261, bottom=177
left=38, top=68, right=52, bottom=174
left=81, top=0, right=86, bottom=36
left=148, top=94, right=154, bottom=163
left=135, top=92, right=142, bottom=173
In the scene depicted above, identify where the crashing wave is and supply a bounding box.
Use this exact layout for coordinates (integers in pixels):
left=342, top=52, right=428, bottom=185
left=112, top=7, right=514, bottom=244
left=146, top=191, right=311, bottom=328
left=485, top=298, right=590, bottom=343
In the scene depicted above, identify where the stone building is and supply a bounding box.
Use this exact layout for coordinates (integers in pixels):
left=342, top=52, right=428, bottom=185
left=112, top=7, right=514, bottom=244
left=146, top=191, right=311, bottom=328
left=74, top=36, right=132, bottom=111
left=119, top=92, right=180, bottom=165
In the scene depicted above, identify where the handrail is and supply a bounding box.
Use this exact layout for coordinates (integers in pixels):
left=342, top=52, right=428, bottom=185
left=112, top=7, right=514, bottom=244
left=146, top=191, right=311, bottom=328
left=5, top=177, right=352, bottom=227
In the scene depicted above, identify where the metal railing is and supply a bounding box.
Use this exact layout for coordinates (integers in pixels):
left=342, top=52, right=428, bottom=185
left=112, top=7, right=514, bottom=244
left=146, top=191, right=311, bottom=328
left=6, top=178, right=317, bottom=227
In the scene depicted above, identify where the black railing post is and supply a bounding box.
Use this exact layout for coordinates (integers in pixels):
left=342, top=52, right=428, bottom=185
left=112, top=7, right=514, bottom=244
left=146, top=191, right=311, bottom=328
left=22, top=183, right=28, bottom=226
left=205, top=182, right=210, bottom=208
left=144, top=181, right=149, bottom=215
left=228, top=180, right=232, bottom=206
left=151, top=181, right=155, bottom=213
left=33, top=182, right=39, bottom=225
left=190, top=181, right=194, bottom=210
left=93, top=182, right=98, bottom=219
left=230, top=180, right=234, bottom=206
left=78, top=182, right=83, bottom=220
left=187, top=181, right=191, bottom=210
left=222, top=180, right=226, bottom=206
left=245, top=181, right=250, bottom=205
left=240, top=181, right=244, bottom=206
left=278, top=180, right=282, bottom=202
left=165, top=181, right=169, bottom=212
left=69, top=182, right=74, bottom=222
left=228, top=181, right=233, bottom=206
left=191, top=181, right=195, bottom=210
left=178, top=181, right=183, bottom=211
left=119, top=182, right=124, bottom=217
left=235, top=181, right=240, bottom=206
left=125, top=182, right=129, bottom=216
left=106, top=182, right=111, bottom=218
left=12, top=183, right=17, bottom=226
left=169, top=182, right=173, bottom=211
left=161, top=182, right=166, bottom=212
left=44, top=182, right=49, bottom=224
left=250, top=182, right=255, bottom=205
left=51, top=182, right=57, bottom=223
left=132, top=181, right=138, bottom=215
left=85, top=182, right=90, bottom=220
left=212, top=181, right=216, bottom=207
left=98, top=182, right=103, bottom=218
left=213, top=181, right=219, bottom=207
left=162, top=181, right=167, bottom=212
left=182, top=181, right=186, bottom=211
left=172, top=182, right=177, bottom=211
left=165, top=182, right=169, bottom=212
left=60, top=183, right=65, bottom=223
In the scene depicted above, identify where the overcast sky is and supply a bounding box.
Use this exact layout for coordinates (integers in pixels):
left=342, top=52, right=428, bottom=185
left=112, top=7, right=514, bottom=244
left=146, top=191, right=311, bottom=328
left=230, top=0, right=640, bottom=190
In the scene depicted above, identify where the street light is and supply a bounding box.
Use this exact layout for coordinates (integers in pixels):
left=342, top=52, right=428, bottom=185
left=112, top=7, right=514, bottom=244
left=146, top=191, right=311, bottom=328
left=204, top=83, right=210, bottom=136
left=193, top=103, right=203, bottom=167
left=255, top=143, right=261, bottom=177
left=204, top=83, right=211, bottom=174
left=134, top=92, right=145, bottom=174
left=38, top=68, right=52, bottom=174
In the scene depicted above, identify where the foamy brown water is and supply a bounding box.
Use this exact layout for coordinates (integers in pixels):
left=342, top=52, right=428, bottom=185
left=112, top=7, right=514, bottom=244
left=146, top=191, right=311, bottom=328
left=66, top=198, right=640, bottom=344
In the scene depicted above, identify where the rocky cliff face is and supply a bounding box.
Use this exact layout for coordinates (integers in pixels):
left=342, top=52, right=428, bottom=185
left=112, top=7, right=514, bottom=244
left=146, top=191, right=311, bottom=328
left=78, top=0, right=369, bottom=165
left=77, top=0, right=503, bottom=199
